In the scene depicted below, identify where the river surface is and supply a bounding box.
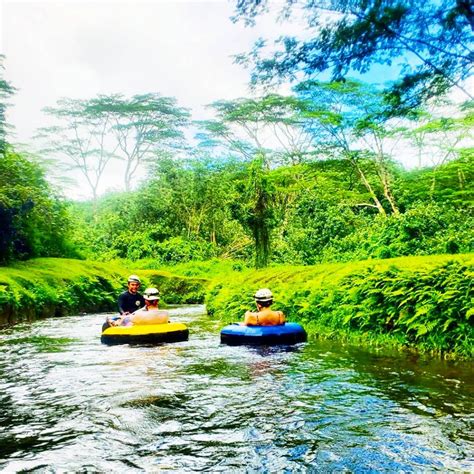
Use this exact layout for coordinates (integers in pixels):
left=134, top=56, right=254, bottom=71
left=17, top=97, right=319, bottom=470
left=0, top=305, right=473, bottom=472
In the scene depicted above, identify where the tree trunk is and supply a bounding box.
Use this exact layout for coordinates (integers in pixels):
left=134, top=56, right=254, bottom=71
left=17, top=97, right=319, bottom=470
left=354, top=162, right=387, bottom=216
left=379, top=167, right=400, bottom=215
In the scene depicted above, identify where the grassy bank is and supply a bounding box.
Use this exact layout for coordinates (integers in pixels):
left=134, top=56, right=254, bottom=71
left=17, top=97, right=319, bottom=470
left=205, top=254, right=474, bottom=359
left=0, top=258, right=208, bottom=326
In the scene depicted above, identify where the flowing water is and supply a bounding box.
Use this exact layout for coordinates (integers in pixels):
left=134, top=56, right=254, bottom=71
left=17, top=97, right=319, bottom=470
left=0, top=305, right=472, bottom=472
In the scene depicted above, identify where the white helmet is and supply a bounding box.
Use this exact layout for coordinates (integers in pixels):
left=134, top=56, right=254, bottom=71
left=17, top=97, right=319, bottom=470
left=254, top=288, right=273, bottom=303
left=144, top=287, right=160, bottom=301
left=127, top=274, right=141, bottom=283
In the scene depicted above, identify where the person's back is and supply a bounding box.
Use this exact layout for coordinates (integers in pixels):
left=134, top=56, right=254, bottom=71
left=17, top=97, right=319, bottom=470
left=129, top=288, right=169, bottom=325
left=131, top=308, right=169, bottom=325
left=244, top=306, right=285, bottom=326
left=243, top=288, right=286, bottom=326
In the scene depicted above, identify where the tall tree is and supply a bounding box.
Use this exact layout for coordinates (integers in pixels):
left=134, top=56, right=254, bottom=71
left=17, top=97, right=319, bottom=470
left=234, top=0, right=474, bottom=114
left=295, top=80, right=402, bottom=215
left=238, top=156, right=277, bottom=268
left=201, top=95, right=314, bottom=166
left=39, top=98, right=117, bottom=202
left=88, top=94, right=190, bottom=191
left=404, top=101, right=474, bottom=196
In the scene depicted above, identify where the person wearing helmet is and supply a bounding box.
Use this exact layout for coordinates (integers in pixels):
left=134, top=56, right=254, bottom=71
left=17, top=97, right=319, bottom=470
left=127, top=287, right=169, bottom=325
left=242, top=288, right=286, bottom=326
left=117, top=275, right=146, bottom=315
left=102, top=275, right=146, bottom=330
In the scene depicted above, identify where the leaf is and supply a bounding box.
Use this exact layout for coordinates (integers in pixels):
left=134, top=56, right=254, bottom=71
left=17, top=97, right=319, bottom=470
left=417, top=325, right=428, bottom=337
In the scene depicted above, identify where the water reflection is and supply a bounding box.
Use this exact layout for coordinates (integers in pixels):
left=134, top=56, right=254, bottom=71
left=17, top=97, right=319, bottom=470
left=0, top=306, right=472, bottom=472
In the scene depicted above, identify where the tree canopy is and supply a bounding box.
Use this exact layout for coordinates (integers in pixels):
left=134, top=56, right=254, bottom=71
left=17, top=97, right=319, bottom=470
left=234, top=0, right=474, bottom=115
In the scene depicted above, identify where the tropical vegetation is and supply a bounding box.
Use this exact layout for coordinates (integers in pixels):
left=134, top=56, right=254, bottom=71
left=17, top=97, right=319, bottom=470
left=0, top=0, right=472, bottom=358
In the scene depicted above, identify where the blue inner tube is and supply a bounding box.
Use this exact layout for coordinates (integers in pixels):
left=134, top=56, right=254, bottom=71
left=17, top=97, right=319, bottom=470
left=220, top=322, right=307, bottom=346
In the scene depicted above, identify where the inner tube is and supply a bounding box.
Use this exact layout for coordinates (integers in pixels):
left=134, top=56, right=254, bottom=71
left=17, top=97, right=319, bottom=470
left=220, top=322, right=307, bottom=346
left=101, top=322, right=189, bottom=345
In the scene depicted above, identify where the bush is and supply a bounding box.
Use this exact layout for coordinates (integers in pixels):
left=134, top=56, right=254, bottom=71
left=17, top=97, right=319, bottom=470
left=322, top=203, right=473, bottom=262
left=0, top=150, right=76, bottom=263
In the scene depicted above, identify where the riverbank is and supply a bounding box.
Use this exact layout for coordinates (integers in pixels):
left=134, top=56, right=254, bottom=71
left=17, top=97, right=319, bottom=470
left=0, top=258, right=207, bottom=326
left=205, top=254, right=474, bottom=359
left=1, top=254, right=472, bottom=358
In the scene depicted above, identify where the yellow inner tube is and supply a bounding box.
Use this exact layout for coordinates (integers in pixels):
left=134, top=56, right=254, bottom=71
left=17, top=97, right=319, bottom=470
left=102, top=322, right=188, bottom=336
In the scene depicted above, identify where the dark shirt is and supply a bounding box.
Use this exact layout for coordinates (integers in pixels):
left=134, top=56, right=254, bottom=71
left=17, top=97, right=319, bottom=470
left=117, top=290, right=145, bottom=314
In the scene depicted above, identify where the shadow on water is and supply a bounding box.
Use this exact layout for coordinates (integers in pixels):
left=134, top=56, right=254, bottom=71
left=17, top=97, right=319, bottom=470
left=122, top=393, right=192, bottom=409
left=298, top=341, right=474, bottom=417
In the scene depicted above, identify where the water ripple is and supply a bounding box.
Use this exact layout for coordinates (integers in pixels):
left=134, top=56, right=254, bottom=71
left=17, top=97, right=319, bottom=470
left=0, top=306, right=473, bottom=472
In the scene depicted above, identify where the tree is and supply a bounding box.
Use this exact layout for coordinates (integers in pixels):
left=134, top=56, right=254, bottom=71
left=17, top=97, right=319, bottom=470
left=234, top=0, right=474, bottom=114
left=404, top=101, right=474, bottom=196
left=147, top=156, right=248, bottom=249
left=201, top=94, right=315, bottom=166
left=0, top=150, right=74, bottom=263
left=39, top=98, right=117, bottom=202
left=0, top=55, right=16, bottom=155
left=88, top=94, right=190, bottom=191
left=227, top=155, right=278, bottom=268
left=399, top=148, right=474, bottom=208
left=294, top=80, right=402, bottom=215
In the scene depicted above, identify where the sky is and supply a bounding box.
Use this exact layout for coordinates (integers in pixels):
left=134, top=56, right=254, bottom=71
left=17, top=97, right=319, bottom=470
left=1, top=0, right=304, bottom=198
left=1, top=1, right=471, bottom=199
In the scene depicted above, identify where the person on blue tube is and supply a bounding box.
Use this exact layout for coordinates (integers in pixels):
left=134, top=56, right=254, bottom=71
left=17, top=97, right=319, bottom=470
left=243, top=288, right=286, bottom=326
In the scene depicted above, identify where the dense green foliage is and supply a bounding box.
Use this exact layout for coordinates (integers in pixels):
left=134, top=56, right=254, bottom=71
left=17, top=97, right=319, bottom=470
left=70, top=154, right=473, bottom=266
left=0, top=151, right=76, bottom=264
left=0, top=259, right=126, bottom=325
left=206, top=254, right=474, bottom=358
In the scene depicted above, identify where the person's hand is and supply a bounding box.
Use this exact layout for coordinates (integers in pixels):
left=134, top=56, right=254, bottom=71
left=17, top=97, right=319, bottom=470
left=107, top=315, right=122, bottom=326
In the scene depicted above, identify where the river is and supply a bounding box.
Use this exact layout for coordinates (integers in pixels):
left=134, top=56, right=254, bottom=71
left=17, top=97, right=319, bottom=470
left=0, top=305, right=472, bottom=472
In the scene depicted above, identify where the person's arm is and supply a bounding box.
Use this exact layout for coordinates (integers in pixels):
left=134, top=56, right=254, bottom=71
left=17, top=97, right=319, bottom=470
left=277, top=311, right=286, bottom=324
left=106, top=315, right=123, bottom=326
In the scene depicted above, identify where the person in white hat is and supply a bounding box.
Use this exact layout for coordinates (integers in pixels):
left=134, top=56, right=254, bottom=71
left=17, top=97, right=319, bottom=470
left=127, top=287, right=169, bottom=325
left=242, top=288, right=286, bottom=326
left=103, top=274, right=146, bottom=330
left=117, top=275, right=145, bottom=315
